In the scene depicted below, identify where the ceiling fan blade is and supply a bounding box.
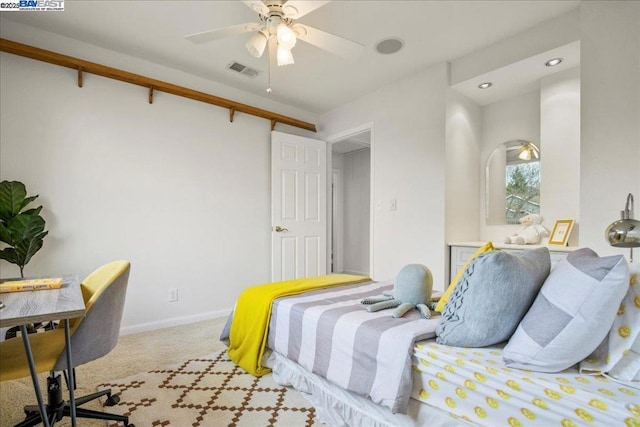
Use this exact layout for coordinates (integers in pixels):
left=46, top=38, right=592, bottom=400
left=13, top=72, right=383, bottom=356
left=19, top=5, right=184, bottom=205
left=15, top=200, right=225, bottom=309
left=185, top=23, right=260, bottom=44
left=282, top=0, right=331, bottom=19
left=293, top=24, right=365, bottom=61
left=242, top=0, right=269, bottom=16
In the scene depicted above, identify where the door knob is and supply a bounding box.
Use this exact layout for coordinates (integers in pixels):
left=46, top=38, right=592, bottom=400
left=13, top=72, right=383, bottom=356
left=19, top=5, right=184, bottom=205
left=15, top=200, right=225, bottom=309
left=274, top=226, right=289, bottom=233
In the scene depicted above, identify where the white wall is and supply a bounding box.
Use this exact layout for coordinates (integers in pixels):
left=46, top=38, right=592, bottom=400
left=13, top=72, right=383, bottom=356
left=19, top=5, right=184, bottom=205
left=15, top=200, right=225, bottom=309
left=0, top=19, right=317, bottom=125
left=454, top=0, right=638, bottom=257
left=319, top=64, right=449, bottom=289
left=342, top=148, right=370, bottom=275
left=331, top=152, right=344, bottom=273
left=540, top=67, right=581, bottom=246
left=0, top=22, right=318, bottom=334
left=448, top=8, right=584, bottom=250
left=479, top=90, right=541, bottom=241
left=0, top=54, right=266, bottom=332
left=445, top=91, right=482, bottom=249
left=579, top=1, right=640, bottom=258
left=471, top=71, right=581, bottom=245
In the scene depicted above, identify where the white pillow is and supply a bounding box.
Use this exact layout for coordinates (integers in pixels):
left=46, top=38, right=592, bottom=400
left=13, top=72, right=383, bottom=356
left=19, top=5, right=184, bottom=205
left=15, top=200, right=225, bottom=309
left=503, top=248, right=629, bottom=372
left=580, top=263, right=640, bottom=381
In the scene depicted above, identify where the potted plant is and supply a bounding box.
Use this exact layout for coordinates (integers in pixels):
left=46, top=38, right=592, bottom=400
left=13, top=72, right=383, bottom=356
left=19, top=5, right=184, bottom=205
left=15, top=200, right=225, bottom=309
left=0, top=180, right=48, bottom=278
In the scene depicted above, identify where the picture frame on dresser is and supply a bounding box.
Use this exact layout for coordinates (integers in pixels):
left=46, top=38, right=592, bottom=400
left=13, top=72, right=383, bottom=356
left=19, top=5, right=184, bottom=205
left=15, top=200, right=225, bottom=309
left=548, top=219, right=575, bottom=246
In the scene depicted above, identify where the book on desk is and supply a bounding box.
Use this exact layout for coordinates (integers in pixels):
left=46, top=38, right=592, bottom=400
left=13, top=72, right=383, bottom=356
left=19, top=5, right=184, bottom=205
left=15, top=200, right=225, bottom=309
left=0, top=278, right=63, bottom=293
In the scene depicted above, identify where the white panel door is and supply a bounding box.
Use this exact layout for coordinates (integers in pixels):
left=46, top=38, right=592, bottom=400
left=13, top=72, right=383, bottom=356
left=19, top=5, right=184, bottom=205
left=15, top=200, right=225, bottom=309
left=271, top=131, right=327, bottom=281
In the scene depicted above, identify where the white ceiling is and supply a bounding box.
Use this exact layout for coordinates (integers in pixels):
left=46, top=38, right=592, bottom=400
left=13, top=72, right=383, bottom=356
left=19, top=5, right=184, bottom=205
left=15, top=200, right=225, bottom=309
left=333, top=130, right=371, bottom=154
left=1, top=1, right=580, bottom=114
left=452, top=40, right=580, bottom=106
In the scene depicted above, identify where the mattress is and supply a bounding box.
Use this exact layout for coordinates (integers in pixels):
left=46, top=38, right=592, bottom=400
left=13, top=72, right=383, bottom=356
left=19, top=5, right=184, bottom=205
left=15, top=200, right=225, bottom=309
left=266, top=280, right=440, bottom=413
left=226, top=278, right=640, bottom=426
left=411, top=341, right=640, bottom=426
left=266, top=349, right=472, bottom=427
left=268, top=339, right=640, bottom=427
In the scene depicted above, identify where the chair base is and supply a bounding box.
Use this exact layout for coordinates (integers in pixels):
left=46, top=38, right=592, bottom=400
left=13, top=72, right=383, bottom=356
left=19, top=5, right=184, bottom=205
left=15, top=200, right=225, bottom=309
left=17, top=373, right=133, bottom=427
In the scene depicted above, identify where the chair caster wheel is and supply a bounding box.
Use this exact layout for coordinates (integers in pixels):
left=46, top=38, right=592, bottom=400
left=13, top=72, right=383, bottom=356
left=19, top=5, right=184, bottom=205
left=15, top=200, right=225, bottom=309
left=105, top=394, right=120, bottom=406
left=127, top=424, right=135, bottom=427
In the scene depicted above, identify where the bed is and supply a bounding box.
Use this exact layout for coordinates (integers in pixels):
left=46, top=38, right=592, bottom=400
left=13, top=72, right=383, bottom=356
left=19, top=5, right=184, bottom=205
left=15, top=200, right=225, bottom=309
left=222, top=249, right=640, bottom=427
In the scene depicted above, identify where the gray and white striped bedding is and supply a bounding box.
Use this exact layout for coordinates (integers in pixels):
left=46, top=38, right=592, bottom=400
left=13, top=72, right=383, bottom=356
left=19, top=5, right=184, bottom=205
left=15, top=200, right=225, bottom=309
left=267, top=280, right=440, bottom=414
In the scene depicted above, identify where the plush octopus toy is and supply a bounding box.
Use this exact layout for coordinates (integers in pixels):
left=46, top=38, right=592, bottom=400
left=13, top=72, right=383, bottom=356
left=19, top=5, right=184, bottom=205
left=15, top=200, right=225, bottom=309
left=361, top=264, right=433, bottom=319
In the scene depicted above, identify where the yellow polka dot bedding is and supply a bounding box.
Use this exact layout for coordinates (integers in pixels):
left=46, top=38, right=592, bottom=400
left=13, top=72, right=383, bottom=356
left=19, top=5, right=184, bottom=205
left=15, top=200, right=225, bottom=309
left=580, top=265, right=640, bottom=383
left=412, top=341, right=639, bottom=426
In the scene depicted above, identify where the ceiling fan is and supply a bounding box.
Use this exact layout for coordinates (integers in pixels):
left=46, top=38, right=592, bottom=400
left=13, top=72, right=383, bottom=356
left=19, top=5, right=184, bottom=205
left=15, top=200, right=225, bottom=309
left=185, top=0, right=365, bottom=67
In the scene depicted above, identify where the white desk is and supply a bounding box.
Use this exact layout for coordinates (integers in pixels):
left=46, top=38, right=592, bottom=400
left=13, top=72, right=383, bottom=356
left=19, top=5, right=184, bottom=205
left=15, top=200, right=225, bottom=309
left=0, top=277, right=85, bottom=427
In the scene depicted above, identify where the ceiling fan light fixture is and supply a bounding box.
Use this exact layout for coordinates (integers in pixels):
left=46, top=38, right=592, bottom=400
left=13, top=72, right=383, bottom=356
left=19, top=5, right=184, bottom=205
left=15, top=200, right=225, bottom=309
left=276, top=22, right=297, bottom=50
left=518, top=147, right=532, bottom=161
left=282, top=4, right=299, bottom=19
left=246, top=31, right=268, bottom=58
left=277, top=45, right=294, bottom=66
left=518, top=142, right=539, bottom=161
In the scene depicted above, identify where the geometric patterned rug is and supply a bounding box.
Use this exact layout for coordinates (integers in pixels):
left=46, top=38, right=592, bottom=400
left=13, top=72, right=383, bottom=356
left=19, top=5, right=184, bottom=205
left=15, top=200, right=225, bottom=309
left=99, top=351, right=321, bottom=427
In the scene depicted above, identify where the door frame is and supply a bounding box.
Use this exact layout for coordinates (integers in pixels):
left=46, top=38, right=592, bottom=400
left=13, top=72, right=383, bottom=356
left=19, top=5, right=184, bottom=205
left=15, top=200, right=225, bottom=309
left=331, top=169, right=344, bottom=274
left=326, top=122, right=375, bottom=279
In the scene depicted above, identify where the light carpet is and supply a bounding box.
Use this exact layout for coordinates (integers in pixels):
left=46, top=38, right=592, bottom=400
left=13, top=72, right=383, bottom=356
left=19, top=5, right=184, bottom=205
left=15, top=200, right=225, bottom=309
left=99, top=351, right=320, bottom=427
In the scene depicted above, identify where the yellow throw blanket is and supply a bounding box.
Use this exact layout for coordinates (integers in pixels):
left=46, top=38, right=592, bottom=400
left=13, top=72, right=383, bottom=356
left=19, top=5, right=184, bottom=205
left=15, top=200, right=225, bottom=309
left=228, top=274, right=370, bottom=376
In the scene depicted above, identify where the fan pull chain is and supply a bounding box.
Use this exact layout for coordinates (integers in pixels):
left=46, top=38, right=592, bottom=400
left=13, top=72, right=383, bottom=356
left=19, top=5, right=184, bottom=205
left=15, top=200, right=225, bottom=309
left=266, top=36, right=273, bottom=94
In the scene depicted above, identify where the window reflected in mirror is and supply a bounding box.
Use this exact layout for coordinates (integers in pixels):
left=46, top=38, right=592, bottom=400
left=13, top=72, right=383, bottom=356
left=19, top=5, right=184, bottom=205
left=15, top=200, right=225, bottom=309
left=486, top=140, right=540, bottom=225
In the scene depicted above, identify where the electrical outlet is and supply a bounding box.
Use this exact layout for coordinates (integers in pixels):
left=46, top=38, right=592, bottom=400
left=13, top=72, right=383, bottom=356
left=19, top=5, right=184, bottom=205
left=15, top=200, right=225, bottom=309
left=169, top=288, right=178, bottom=302
left=390, top=199, right=397, bottom=211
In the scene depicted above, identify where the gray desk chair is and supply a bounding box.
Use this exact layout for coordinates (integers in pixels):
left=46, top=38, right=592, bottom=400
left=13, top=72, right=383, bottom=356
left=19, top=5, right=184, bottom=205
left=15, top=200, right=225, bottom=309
left=0, top=260, right=133, bottom=427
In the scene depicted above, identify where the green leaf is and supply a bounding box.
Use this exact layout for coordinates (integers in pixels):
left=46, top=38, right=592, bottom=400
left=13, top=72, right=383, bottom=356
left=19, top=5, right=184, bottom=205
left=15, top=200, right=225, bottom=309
left=0, top=181, right=27, bottom=222
left=0, top=223, right=12, bottom=245
left=14, top=237, right=45, bottom=268
left=19, top=195, right=39, bottom=212
left=0, top=247, right=19, bottom=265
left=6, top=214, right=46, bottom=243
left=22, top=206, right=43, bottom=217
left=2, top=215, right=46, bottom=272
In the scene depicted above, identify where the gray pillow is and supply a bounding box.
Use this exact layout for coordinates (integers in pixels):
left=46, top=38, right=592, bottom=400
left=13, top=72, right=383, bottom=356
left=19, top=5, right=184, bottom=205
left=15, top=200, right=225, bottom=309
left=435, top=248, right=550, bottom=347
left=503, top=248, right=629, bottom=372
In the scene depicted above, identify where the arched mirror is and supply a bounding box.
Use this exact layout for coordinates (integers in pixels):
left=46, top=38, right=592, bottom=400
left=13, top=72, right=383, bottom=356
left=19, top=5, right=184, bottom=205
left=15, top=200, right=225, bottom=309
left=486, top=140, right=540, bottom=225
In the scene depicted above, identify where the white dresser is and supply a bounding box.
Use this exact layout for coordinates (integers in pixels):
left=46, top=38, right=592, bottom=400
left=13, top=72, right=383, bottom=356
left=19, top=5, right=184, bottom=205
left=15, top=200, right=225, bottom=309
left=448, top=241, right=579, bottom=283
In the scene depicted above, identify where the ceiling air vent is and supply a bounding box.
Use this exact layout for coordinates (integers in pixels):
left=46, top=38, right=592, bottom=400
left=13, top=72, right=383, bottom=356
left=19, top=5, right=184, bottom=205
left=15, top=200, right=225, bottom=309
left=226, top=61, right=259, bottom=78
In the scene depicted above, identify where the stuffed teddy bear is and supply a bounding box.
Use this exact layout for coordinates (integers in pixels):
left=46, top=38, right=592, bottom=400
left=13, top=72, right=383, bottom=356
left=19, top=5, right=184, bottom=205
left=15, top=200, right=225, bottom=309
left=504, top=213, right=549, bottom=245
left=361, top=264, right=433, bottom=319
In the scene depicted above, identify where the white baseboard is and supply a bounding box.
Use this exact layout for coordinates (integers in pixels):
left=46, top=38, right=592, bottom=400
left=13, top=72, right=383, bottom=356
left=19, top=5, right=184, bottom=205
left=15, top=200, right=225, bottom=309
left=119, top=308, right=232, bottom=336
left=342, top=269, right=369, bottom=276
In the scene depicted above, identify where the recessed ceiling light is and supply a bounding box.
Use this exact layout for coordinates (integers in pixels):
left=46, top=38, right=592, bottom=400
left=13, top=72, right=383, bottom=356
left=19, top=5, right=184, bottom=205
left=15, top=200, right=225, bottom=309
left=545, top=58, right=563, bottom=67
left=478, top=82, right=492, bottom=89
left=375, top=37, right=404, bottom=55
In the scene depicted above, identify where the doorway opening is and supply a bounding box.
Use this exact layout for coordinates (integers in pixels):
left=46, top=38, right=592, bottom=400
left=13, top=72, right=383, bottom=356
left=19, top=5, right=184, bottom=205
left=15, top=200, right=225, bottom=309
left=330, top=130, right=371, bottom=276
